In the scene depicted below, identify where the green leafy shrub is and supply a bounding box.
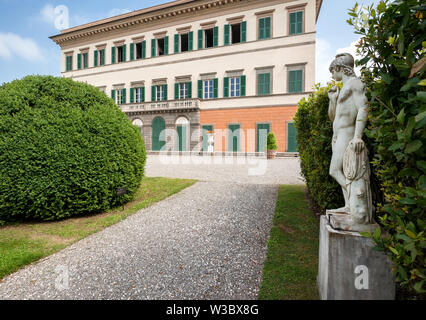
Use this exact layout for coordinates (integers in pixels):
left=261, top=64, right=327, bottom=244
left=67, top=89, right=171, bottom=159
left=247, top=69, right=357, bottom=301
left=294, top=83, right=344, bottom=212
left=0, top=76, right=146, bottom=222
left=348, top=0, right=425, bottom=294
left=267, top=132, right=278, bottom=150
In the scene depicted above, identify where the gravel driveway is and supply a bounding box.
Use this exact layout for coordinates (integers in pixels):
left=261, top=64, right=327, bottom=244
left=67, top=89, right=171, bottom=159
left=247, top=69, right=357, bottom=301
left=0, top=155, right=303, bottom=300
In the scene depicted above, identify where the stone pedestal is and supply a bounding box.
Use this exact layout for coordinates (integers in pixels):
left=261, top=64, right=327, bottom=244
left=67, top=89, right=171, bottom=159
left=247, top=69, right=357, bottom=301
left=318, top=216, right=395, bottom=300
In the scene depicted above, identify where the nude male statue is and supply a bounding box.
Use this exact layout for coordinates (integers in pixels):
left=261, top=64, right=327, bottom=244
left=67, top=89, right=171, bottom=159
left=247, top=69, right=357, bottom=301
left=327, top=53, right=369, bottom=214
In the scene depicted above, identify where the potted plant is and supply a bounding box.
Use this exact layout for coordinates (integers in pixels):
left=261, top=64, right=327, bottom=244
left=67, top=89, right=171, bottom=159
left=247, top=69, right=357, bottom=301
left=267, top=132, right=278, bottom=159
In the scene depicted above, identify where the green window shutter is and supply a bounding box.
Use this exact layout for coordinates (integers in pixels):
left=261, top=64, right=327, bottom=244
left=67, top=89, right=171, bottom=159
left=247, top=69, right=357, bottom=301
left=290, top=12, right=297, bottom=35
left=111, top=47, right=116, bottom=64
left=265, top=17, right=271, bottom=39
left=111, top=90, right=115, bottom=101
left=224, top=77, right=229, bottom=98
left=100, top=49, right=105, bottom=66
left=289, top=70, right=298, bottom=93
left=175, top=83, right=179, bottom=100
left=122, top=44, right=127, bottom=62
left=213, top=78, right=218, bottom=98
left=265, top=73, right=271, bottom=94
left=224, top=24, right=230, bottom=45
left=174, top=34, right=179, bottom=53
left=197, top=80, right=203, bottom=99
left=164, top=36, right=169, bottom=55
left=94, top=50, right=98, bottom=67
left=130, top=88, right=135, bottom=103
left=151, top=86, right=156, bottom=102
left=188, top=31, right=193, bottom=51
left=241, top=21, right=247, bottom=42
left=121, top=88, right=126, bottom=104
left=240, top=75, right=246, bottom=96
left=77, top=53, right=82, bottom=70
left=151, top=39, right=156, bottom=57
left=188, top=81, right=192, bottom=98
left=141, top=87, right=145, bottom=102
left=83, top=53, right=88, bottom=68
left=257, top=74, right=263, bottom=95
left=198, top=29, right=203, bottom=49
left=130, top=43, right=134, bottom=61
left=163, top=84, right=168, bottom=101
left=213, top=26, right=219, bottom=47
left=259, top=18, right=265, bottom=39
left=297, top=11, right=303, bottom=34
left=142, top=41, right=146, bottom=58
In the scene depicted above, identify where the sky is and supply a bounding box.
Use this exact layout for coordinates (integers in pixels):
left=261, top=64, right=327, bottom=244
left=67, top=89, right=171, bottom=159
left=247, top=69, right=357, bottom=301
left=0, top=0, right=380, bottom=86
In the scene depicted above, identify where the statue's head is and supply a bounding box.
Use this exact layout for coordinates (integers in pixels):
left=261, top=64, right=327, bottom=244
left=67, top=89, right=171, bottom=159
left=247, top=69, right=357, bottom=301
left=329, top=53, right=356, bottom=80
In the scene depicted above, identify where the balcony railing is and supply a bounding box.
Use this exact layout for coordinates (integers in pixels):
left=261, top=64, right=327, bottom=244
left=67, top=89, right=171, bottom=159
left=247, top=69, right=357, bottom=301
left=120, top=98, right=200, bottom=113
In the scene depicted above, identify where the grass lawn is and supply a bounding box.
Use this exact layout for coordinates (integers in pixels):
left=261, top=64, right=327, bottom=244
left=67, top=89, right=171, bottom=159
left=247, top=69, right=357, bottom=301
left=259, top=185, right=319, bottom=300
left=0, top=177, right=196, bottom=280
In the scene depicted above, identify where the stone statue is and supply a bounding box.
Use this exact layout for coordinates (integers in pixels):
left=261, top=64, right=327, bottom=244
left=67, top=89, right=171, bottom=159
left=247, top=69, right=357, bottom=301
left=326, top=53, right=377, bottom=233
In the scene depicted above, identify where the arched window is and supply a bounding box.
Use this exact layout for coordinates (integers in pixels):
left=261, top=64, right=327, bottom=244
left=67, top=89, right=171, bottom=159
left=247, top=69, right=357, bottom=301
left=132, top=119, right=143, bottom=135
left=175, top=117, right=189, bottom=152
left=152, top=117, right=166, bottom=151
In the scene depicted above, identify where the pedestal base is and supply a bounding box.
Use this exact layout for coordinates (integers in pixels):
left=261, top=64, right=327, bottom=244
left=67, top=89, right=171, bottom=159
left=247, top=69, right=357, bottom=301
left=326, top=210, right=380, bottom=233
left=318, top=216, right=395, bottom=300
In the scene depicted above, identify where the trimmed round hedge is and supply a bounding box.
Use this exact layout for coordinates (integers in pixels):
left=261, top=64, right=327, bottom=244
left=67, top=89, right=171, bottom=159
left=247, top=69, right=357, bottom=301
left=0, top=76, right=146, bottom=221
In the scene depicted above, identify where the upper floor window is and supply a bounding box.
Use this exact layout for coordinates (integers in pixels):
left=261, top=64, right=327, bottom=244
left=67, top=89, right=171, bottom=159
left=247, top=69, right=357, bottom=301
left=77, top=52, right=88, bottom=70
left=204, top=79, right=214, bottom=99
left=288, top=69, right=304, bottom=93
left=175, top=82, right=192, bottom=100
left=225, top=22, right=247, bottom=45
left=224, top=75, right=246, bottom=98
left=130, top=41, right=146, bottom=61
left=174, top=32, right=193, bottom=53
left=289, top=11, right=304, bottom=35
left=111, top=88, right=126, bottom=105
left=257, top=73, right=271, bottom=96
left=258, top=16, right=272, bottom=40
left=152, top=37, right=169, bottom=57
left=94, top=49, right=105, bottom=67
left=130, top=87, right=145, bottom=103
left=65, top=55, right=73, bottom=71
left=198, top=27, right=218, bottom=49
left=152, top=84, right=167, bottom=102
left=112, top=44, right=126, bottom=64
left=198, top=78, right=218, bottom=99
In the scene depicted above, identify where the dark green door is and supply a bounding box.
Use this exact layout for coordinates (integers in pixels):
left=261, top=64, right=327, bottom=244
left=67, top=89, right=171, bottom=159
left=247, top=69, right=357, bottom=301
left=257, top=123, right=271, bottom=152
left=202, top=125, right=213, bottom=152
left=177, top=125, right=187, bottom=152
left=228, top=124, right=240, bottom=152
left=152, top=117, right=166, bottom=151
left=287, top=122, right=298, bottom=152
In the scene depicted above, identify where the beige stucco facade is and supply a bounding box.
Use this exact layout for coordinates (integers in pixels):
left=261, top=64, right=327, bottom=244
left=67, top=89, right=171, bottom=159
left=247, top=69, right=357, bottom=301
left=51, top=0, right=322, bottom=153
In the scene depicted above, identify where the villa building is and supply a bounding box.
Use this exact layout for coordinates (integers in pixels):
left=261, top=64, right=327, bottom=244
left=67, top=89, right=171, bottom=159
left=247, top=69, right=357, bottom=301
left=50, top=0, right=323, bottom=154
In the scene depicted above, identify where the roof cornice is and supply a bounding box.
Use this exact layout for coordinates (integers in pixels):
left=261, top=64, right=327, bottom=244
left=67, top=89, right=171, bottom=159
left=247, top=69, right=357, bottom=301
left=50, top=0, right=245, bottom=45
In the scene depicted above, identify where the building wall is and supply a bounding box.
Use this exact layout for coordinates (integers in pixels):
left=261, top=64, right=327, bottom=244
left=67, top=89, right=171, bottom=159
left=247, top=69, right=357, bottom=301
left=200, top=105, right=298, bottom=152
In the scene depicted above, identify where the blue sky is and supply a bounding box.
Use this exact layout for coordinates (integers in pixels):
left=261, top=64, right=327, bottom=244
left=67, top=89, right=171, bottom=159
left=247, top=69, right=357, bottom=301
left=0, top=0, right=379, bottom=86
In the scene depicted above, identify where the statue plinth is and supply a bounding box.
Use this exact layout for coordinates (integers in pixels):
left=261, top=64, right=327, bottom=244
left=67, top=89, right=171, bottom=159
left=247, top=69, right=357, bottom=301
left=326, top=211, right=380, bottom=233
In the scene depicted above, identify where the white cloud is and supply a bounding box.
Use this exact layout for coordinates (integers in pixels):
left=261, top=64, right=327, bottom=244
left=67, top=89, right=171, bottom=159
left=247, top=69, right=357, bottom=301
left=316, top=37, right=363, bottom=87
left=40, top=4, right=56, bottom=24
left=0, top=33, right=44, bottom=61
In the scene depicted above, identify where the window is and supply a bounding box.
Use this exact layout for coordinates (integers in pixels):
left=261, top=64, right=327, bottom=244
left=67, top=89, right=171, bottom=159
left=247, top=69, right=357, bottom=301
left=198, top=27, right=218, bottom=49
left=179, top=83, right=190, bottom=99
left=205, top=29, right=214, bottom=48
left=94, top=49, right=105, bottom=67
left=65, top=55, right=73, bottom=71
left=157, top=38, right=165, bottom=56
left=156, top=85, right=167, bottom=101
left=290, top=11, right=303, bottom=35
left=288, top=70, right=303, bottom=93
left=112, top=45, right=126, bottom=64
left=181, top=33, right=189, bottom=52
left=111, top=88, right=126, bottom=105
left=135, top=41, right=146, bottom=59
left=230, top=77, right=241, bottom=97
left=204, top=80, right=214, bottom=99
left=258, top=17, right=271, bottom=40
left=231, top=24, right=241, bottom=44
left=225, top=22, right=247, bottom=45
left=135, top=87, right=144, bottom=103
left=257, top=73, right=271, bottom=96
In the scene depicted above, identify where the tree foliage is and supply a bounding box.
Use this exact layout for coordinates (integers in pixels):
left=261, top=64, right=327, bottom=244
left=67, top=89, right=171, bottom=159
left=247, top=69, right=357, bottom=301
left=267, top=132, right=278, bottom=150
left=348, top=0, right=425, bottom=294
left=0, top=76, right=146, bottom=222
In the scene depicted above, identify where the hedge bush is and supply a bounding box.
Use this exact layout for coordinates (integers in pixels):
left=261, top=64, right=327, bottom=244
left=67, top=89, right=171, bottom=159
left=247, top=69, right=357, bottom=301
left=294, top=83, right=344, bottom=212
left=348, top=0, right=425, bottom=294
left=0, top=76, right=146, bottom=222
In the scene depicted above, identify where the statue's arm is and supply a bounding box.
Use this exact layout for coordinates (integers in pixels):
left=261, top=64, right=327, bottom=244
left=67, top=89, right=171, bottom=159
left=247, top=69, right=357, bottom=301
left=328, top=87, right=338, bottom=122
